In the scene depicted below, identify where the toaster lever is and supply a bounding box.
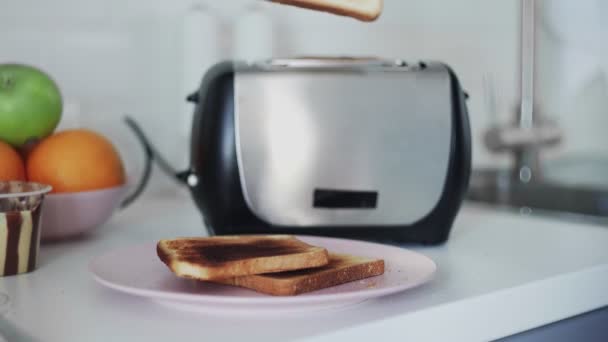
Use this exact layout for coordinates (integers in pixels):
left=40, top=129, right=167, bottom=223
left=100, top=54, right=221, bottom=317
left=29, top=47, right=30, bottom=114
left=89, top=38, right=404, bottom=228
left=186, top=92, right=199, bottom=103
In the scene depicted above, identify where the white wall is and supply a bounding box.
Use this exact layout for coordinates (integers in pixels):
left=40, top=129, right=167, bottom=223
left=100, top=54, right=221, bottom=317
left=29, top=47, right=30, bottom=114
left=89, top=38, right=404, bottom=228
left=8, top=0, right=597, bottom=194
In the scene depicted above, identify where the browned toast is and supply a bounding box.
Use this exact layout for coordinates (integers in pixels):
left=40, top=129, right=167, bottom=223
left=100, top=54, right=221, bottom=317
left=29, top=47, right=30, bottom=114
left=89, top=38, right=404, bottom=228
left=215, top=253, right=384, bottom=296
left=157, top=235, right=329, bottom=280
left=269, top=0, right=383, bottom=22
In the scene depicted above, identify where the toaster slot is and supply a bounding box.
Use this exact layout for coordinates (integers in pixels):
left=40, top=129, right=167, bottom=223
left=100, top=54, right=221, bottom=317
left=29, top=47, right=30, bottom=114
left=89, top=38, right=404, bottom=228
left=313, top=189, right=378, bottom=209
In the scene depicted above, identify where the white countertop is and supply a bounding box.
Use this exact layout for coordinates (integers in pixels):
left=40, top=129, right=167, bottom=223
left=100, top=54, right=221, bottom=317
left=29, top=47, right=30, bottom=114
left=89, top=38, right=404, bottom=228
left=2, top=194, right=608, bottom=342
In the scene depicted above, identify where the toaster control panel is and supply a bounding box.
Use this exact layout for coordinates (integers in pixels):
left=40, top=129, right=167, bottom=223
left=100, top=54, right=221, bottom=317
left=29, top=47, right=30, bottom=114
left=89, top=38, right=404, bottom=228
left=313, top=189, right=378, bottom=209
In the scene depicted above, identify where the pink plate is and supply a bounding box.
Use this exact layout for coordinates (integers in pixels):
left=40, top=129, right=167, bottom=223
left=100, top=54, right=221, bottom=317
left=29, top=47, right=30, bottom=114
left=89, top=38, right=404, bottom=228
left=89, top=236, right=436, bottom=315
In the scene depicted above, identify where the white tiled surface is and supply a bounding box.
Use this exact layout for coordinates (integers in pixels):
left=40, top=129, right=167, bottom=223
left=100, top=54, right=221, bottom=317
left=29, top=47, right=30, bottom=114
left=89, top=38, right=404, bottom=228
left=2, top=0, right=607, bottom=192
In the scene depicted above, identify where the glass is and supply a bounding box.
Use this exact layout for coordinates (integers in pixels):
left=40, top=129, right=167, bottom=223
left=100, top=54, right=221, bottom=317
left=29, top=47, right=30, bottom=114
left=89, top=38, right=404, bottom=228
left=0, top=181, right=51, bottom=276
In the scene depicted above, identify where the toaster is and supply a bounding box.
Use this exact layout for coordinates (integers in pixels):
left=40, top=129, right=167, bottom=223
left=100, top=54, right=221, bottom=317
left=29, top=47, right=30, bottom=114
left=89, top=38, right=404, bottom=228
left=184, top=58, right=471, bottom=244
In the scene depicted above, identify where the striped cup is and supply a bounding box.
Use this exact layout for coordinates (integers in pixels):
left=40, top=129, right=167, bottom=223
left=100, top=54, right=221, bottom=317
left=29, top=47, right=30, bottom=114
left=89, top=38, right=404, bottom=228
left=0, top=181, right=52, bottom=276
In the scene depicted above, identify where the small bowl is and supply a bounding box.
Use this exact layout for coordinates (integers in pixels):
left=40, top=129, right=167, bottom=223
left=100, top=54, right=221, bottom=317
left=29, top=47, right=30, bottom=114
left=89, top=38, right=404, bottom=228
left=41, top=185, right=129, bottom=241
left=0, top=181, right=52, bottom=276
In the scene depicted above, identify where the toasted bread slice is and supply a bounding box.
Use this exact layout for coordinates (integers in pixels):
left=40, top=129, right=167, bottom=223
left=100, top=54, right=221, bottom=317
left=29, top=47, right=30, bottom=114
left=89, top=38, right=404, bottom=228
left=215, top=253, right=384, bottom=296
left=157, top=235, right=329, bottom=280
left=269, top=0, right=383, bottom=22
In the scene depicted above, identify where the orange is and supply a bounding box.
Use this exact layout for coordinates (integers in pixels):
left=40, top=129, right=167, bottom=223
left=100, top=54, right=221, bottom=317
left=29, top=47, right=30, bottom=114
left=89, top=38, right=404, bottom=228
left=0, top=140, right=26, bottom=181
left=26, top=129, right=125, bottom=193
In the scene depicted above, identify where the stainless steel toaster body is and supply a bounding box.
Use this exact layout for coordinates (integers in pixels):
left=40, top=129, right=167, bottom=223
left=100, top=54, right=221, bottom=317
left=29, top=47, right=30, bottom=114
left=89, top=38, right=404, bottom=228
left=188, top=58, right=471, bottom=244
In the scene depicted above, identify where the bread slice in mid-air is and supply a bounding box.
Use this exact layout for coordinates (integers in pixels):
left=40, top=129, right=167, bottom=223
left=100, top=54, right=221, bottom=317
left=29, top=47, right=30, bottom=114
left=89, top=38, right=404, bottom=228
left=269, top=0, right=383, bottom=22
left=157, top=235, right=329, bottom=280
left=215, top=253, right=385, bottom=296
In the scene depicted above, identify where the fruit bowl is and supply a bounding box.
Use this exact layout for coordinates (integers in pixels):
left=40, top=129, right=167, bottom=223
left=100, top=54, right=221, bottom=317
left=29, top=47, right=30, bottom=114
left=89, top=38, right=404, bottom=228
left=41, top=185, right=129, bottom=241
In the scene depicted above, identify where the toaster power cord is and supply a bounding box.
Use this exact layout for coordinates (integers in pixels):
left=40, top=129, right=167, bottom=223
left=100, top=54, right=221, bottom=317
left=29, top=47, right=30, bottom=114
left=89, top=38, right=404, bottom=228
left=123, top=116, right=191, bottom=192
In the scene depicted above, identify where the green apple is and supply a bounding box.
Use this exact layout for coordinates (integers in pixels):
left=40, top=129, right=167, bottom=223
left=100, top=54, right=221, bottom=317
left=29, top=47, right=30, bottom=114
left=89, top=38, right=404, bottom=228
left=0, top=64, right=62, bottom=147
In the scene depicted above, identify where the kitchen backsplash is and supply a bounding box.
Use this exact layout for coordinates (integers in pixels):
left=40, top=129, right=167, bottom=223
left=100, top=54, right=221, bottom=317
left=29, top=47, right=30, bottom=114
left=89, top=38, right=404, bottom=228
left=3, top=0, right=605, bottom=194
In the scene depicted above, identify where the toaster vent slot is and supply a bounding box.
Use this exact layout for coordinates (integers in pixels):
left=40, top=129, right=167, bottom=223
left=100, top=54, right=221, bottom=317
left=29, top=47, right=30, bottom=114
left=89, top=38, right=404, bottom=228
left=313, top=189, right=378, bottom=209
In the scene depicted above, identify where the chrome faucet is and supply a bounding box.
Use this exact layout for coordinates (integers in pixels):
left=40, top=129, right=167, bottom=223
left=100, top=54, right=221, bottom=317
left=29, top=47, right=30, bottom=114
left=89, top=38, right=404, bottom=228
left=467, top=0, right=608, bottom=221
left=483, top=0, right=562, bottom=184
